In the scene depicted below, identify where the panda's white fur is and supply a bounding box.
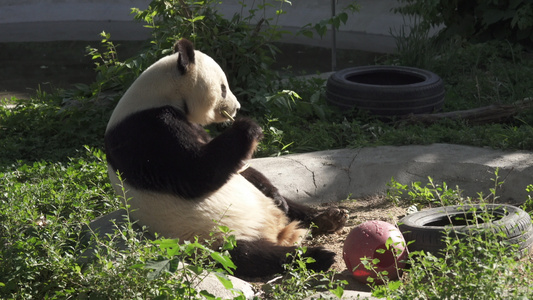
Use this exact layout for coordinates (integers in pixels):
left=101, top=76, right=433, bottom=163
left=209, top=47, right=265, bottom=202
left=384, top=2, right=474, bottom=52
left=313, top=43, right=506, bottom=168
left=104, top=39, right=338, bottom=278
left=108, top=169, right=304, bottom=246
left=107, top=45, right=240, bottom=129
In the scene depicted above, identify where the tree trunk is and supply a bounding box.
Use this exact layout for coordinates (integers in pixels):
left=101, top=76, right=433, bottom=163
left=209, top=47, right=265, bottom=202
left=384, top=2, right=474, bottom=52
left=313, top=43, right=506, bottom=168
left=399, top=98, right=533, bottom=125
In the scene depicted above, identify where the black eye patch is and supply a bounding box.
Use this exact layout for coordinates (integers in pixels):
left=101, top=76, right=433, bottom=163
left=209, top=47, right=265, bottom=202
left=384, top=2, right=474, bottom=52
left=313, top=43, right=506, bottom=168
left=221, top=84, right=227, bottom=98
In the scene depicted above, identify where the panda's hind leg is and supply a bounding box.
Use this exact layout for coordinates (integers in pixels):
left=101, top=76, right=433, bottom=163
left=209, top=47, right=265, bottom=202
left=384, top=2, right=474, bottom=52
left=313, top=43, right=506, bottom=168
left=239, top=167, right=289, bottom=213
left=228, top=239, right=335, bottom=278
left=239, top=167, right=348, bottom=234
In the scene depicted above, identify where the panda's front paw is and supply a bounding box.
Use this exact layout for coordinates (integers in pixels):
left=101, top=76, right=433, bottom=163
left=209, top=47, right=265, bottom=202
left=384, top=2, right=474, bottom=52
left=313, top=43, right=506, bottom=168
left=232, top=118, right=264, bottom=142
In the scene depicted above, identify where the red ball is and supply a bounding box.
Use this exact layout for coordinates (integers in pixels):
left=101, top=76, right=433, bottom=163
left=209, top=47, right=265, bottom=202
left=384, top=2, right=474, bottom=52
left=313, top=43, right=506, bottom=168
left=343, top=220, right=407, bottom=283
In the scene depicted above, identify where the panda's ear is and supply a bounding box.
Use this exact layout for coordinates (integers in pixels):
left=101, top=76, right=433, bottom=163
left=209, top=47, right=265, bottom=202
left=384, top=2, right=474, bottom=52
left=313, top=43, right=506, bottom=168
left=174, top=39, right=196, bottom=74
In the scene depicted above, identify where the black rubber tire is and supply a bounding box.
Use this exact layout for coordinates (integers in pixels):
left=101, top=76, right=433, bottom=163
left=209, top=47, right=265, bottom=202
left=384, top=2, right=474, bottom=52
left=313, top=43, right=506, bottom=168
left=398, top=204, right=533, bottom=257
left=326, top=65, right=445, bottom=116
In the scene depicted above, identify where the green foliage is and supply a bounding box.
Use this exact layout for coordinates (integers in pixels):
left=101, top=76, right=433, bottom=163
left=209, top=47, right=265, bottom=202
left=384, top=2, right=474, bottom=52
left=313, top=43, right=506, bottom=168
left=375, top=226, right=533, bottom=299
left=386, top=176, right=464, bottom=208
left=0, top=95, right=110, bottom=165
left=299, top=2, right=360, bottom=38
left=394, top=0, right=533, bottom=46
left=0, top=150, right=244, bottom=299
left=376, top=176, right=533, bottom=299
left=86, top=31, right=146, bottom=94
left=131, top=0, right=285, bottom=105
left=0, top=148, right=117, bottom=298
left=386, top=168, right=506, bottom=208
left=389, top=14, right=440, bottom=69
left=390, top=26, right=533, bottom=108
left=430, top=41, right=533, bottom=110
left=3, top=1, right=533, bottom=298
left=133, top=234, right=242, bottom=299
left=262, top=246, right=347, bottom=299
left=520, top=184, right=533, bottom=212
left=378, top=36, right=533, bottom=154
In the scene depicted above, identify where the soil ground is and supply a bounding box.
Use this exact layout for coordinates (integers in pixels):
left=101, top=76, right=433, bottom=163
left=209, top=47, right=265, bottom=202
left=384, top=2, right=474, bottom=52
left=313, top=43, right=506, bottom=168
left=278, top=196, right=533, bottom=295
left=248, top=196, right=410, bottom=294
left=308, top=196, right=408, bottom=292
left=311, top=197, right=407, bottom=271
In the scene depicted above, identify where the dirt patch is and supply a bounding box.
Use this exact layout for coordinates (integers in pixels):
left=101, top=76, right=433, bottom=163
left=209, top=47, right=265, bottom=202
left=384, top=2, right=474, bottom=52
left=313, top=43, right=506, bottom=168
left=305, top=196, right=409, bottom=291
left=250, top=196, right=410, bottom=294
left=313, top=196, right=409, bottom=271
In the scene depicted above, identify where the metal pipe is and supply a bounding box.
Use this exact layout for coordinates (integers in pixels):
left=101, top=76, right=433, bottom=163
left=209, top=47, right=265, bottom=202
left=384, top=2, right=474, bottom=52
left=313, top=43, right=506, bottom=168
left=331, top=0, right=337, bottom=71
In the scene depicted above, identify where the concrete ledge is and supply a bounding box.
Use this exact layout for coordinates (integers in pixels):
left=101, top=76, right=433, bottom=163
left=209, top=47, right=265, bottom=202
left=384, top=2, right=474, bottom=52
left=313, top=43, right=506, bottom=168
left=0, top=0, right=150, bottom=23
left=0, top=21, right=151, bottom=42
left=251, top=144, right=533, bottom=205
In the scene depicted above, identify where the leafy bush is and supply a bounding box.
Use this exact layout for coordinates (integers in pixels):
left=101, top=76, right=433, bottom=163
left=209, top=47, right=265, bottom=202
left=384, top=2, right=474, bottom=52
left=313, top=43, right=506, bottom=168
left=386, top=168, right=506, bottom=209
left=299, top=2, right=360, bottom=39
left=395, top=0, right=533, bottom=46
left=86, top=0, right=287, bottom=111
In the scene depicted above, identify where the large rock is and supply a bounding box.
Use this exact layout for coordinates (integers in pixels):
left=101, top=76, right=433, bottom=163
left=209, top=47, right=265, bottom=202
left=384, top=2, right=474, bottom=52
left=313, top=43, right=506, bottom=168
left=252, top=144, right=533, bottom=205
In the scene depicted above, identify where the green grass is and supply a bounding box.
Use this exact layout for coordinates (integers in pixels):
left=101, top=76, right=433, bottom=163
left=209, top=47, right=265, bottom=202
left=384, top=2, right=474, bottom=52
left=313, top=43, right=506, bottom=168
left=0, top=147, right=343, bottom=298
left=260, top=41, right=533, bottom=155
left=0, top=93, right=110, bottom=166
left=0, top=148, right=117, bottom=298
left=2, top=6, right=533, bottom=298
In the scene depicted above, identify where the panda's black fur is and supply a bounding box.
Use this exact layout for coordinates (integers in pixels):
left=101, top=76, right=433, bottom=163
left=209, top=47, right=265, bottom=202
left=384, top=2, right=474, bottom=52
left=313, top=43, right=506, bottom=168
left=106, top=106, right=261, bottom=199
left=104, top=39, right=347, bottom=278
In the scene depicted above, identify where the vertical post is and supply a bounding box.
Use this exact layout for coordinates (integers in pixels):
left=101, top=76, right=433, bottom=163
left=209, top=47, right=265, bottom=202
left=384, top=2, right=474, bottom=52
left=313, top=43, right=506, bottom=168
left=331, top=0, right=337, bottom=71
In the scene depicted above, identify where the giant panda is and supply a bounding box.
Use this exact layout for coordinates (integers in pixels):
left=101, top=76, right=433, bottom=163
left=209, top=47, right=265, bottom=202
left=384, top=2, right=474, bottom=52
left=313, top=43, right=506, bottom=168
left=104, top=39, right=347, bottom=278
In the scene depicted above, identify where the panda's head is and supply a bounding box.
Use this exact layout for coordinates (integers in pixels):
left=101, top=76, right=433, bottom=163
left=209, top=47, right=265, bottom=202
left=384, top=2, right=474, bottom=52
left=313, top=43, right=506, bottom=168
left=173, top=39, right=241, bottom=125
left=107, top=39, right=240, bottom=129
